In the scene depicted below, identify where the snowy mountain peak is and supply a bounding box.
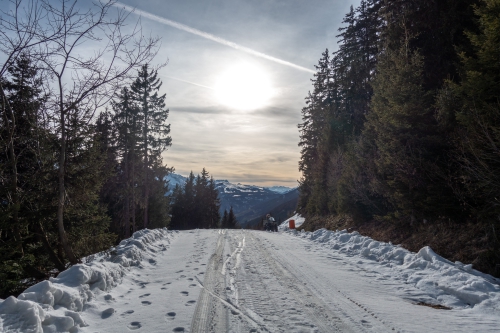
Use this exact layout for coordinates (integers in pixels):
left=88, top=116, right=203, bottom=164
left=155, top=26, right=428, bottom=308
left=266, top=185, right=295, bottom=194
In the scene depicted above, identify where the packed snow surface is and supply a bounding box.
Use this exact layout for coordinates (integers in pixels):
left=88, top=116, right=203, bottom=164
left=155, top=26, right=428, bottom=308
left=1, top=225, right=499, bottom=332
left=287, top=227, right=500, bottom=312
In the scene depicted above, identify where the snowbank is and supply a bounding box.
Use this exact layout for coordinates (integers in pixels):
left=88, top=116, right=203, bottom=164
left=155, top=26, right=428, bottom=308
left=0, top=228, right=174, bottom=333
left=286, top=227, right=500, bottom=313
left=278, top=213, right=305, bottom=230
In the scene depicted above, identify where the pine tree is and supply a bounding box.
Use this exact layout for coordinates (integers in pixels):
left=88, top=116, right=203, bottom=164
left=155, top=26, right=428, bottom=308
left=326, top=0, right=381, bottom=214
left=113, top=87, right=142, bottom=237
left=227, top=206, right=237, bottom=229
left=194, top=169, right=210, bottom=228
left=170, top=170, right=220, bottom=230
left=366, top=26, right=459, bottom=221
left=438, top=0, right=500, bottom=216
left=0, top=54, right=57, bottom=297
left=298, top=49, right=335, bottom=215
left=221, top=209, right=229, bottom=228
left=207, top=176, right=221, bottom=229
left=130, top=64, right=172, bottom=229
left=62, top=107, right=116, bottom=259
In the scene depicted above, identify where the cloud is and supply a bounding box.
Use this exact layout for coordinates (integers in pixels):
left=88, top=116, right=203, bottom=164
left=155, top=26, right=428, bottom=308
left=170, top=105, right=227, bottom=115
left=114, top=2, right=315, bottom=74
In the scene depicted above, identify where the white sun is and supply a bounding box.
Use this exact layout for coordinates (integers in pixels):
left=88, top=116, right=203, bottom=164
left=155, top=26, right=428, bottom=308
left=214, top=63, right=274, bottom=110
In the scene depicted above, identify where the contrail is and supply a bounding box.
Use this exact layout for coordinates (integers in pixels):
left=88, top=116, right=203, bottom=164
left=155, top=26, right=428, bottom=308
left=163, top=76, right=214, bottom=90
left=114, top=2, right=315, bottom=74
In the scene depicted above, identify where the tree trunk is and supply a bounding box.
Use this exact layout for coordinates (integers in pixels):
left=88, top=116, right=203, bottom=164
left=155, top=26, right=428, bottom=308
left=124, top=150, right=130, bottom=238
left=143, top=103, right=149, bottom=229
left=35, top=222, right=65, bottom=272
left=132, top=149, right=136, bottom=234
left=57, top=89, right=78, bottom=265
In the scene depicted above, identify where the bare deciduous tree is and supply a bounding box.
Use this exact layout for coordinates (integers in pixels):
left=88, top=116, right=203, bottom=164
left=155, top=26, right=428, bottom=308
left=1, top=0, right=161, bottom=265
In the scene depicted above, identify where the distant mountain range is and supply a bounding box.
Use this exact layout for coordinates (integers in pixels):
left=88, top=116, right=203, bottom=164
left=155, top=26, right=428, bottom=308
left=166, top=173, right=299, bottom=227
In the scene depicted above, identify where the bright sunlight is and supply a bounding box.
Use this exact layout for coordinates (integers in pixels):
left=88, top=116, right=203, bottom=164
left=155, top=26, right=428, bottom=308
left=214, top=63, right=274, bottom=110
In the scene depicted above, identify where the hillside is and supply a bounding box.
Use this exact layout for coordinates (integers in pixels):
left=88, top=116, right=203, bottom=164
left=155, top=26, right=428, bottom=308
left=166, top=173, right=298, bottom=225
left=240, top=188, right=299, bottom=227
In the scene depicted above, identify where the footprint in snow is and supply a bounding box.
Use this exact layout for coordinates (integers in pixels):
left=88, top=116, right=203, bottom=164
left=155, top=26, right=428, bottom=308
left=148, top=259, right=157, bottom=265
left=185, top=300, right=196, bottom=306
left=180, top=291, right=188, bottom=296
left=189, top=284, right=197, bottom=288
left=128, top=321, right=142, bottom=330
left=104, top=294, right=114, bottom=301
left=121, top=310, right=134, bottom=316
left=176, top=270, right=183, bottom=273
left=141, top=301, right=152, bottom=306
left=165, top=312, right=176, bottom=321
left=161, top=287, right=168, bottom=290
left=139, top=293, right=150, bottom=298
left=172, top=327, right=185, bottom=332
left=180, top=275, right=186, bottom=278
left=101, top=308, right=115, bottom=319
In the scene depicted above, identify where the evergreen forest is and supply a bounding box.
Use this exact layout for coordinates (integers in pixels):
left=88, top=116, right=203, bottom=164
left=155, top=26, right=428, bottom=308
left=297, top=0, right=500, bottom=276
left=0, top=1, right=222, bottom=298
left=1, top=0, right=499, bottom=300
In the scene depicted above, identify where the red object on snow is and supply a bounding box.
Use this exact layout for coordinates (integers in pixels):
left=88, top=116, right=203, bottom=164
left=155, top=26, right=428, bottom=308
left=289, top=219, right=295, bottom=229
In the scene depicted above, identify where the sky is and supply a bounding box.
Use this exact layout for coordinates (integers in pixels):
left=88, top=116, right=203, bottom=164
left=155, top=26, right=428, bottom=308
left=114, top=0, right=360, bottom=187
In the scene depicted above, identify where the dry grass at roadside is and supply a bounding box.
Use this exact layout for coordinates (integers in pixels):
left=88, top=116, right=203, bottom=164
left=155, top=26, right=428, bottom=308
left=415, top=302, right=452, bottom=310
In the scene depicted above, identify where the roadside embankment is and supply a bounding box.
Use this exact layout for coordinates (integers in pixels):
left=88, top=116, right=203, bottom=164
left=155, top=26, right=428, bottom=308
left=299, top=215, right=500, bottom=278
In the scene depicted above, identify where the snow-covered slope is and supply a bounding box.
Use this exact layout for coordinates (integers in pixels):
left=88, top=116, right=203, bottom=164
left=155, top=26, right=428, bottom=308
left=279, top=213, right=305, bottom=229
left=165, top=173, right=188, bottom=192
left=265, top=185, right=294, bottom=194
left=0, top=228, right=175, bottom=333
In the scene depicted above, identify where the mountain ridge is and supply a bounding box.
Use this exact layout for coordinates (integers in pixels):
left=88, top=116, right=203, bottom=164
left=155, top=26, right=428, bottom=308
left=166, top=173, right=298, bottom=226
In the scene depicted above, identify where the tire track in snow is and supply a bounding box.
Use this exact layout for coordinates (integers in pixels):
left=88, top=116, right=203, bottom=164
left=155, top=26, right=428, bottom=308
left=258, top=232, right=397, bottom=332
left=246, top=233, right=354, bottom=333
left=191, top=231, right=228, bottom=333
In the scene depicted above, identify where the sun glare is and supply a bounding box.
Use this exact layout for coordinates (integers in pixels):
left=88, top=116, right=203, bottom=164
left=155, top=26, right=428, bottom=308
left=214, top=63, right=274, bottom=110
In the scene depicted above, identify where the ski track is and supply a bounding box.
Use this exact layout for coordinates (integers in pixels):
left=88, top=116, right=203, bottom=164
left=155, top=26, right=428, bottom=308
left=193, top=229, right=382, bottom=332
left=190, top=231, right=228, bottom=333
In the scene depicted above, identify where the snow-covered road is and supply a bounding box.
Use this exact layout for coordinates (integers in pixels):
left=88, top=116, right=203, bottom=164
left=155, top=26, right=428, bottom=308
left=82, top=229, right=499, bottom=332
left=1, top=228, right=499, bottom=332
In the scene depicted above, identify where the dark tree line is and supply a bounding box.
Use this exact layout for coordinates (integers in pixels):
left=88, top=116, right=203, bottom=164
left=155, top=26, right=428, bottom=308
left=0, top=0, right=227, bottom=299
left=221, top=206, right=239, bottom=229
left=170, top=168, right=224, bottom=230
left=0, top=56, right=173, bottom=297
left=110, top=65, right=173, bottom=238
left=0, top=0, right=172, bottom=297
left=298, top=0, right=499, bottom=266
